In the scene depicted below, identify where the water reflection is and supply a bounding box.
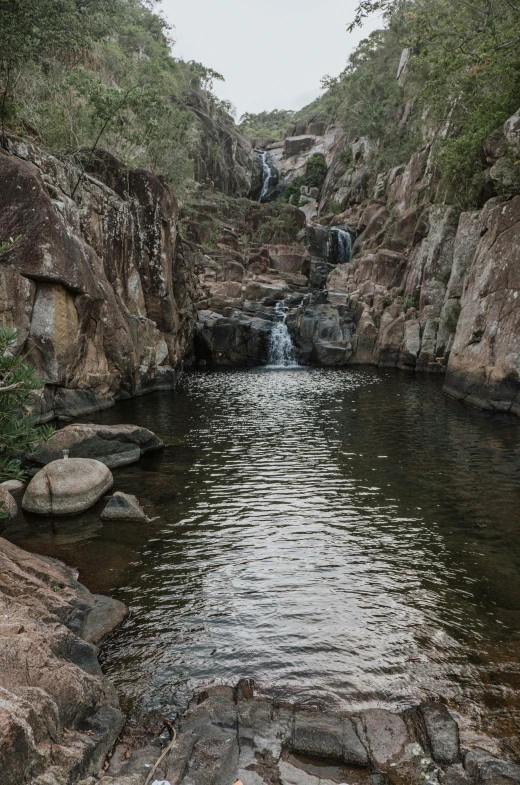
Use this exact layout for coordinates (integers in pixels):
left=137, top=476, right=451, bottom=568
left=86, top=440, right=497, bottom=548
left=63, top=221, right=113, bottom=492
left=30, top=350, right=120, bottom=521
left=5, top=368, right=520, bottom=754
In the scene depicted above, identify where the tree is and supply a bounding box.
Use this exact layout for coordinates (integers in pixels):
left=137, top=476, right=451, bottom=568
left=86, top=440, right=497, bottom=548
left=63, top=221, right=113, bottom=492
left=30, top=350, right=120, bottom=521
left=0, top=0, right=116, bottom=144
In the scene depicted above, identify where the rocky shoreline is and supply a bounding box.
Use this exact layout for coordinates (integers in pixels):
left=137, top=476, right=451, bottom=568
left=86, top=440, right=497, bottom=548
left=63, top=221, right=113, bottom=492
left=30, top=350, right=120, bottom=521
left=1, top=534, right=519, bottom=785
left=0, top=536, right=127, bottom=785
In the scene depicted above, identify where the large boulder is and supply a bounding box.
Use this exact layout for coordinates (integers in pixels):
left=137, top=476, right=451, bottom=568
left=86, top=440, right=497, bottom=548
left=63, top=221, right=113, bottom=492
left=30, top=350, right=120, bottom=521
left=35, top=423, right=164, bottom=469
left=22, top=458, right=113, bottom=515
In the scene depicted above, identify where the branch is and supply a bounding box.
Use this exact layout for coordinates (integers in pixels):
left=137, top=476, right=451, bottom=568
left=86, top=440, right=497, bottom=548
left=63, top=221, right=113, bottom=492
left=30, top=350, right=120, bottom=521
left=0, top=382, right=22, bottom=393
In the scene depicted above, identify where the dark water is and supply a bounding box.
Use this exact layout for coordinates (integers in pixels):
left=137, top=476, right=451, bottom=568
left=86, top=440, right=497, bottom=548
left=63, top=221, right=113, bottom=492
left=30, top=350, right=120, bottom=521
left=5, top=368, right=520, bottom=753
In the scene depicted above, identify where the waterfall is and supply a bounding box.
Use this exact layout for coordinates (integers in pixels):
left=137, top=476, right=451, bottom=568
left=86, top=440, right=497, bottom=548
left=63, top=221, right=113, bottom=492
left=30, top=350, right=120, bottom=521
left=267, top=302, right=299, bottom=368
left=258, top=151, right=273, bottom=203
left=331, top=228, right=352, bottom=264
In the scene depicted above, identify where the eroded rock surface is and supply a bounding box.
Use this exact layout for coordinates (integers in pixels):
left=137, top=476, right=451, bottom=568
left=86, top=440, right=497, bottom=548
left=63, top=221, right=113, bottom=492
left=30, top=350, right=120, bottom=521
left=96, top=685, right=520, bottom=785
left=0, top=138, right=198, bottom=421
left=0, top=537, right=127, bottom=785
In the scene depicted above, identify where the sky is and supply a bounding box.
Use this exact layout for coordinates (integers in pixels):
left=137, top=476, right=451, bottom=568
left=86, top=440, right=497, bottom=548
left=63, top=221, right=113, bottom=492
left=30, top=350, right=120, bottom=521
left=161, top=0, right=383, bottom=119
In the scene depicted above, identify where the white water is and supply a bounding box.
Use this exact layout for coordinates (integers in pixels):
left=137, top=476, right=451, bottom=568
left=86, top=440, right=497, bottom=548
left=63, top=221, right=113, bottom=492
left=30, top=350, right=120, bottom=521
left=267, top=302, right=299, bottom=368
left=332, top=227, right=352, bottom=263
left=259, top=151, right=273, bottom=203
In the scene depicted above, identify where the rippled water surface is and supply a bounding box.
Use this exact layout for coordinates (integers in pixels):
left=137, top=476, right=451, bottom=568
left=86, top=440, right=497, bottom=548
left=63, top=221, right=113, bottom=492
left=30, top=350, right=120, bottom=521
left=6, top=368, right=520, bottom=751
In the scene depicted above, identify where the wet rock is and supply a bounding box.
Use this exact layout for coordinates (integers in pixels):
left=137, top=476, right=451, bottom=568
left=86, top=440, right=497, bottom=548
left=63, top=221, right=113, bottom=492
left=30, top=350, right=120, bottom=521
left=0, top=486, right=18, bottom=519
left=22, top=458, right=113, bottom=515
left=444, top=196, right=520, bottom=414
left=100, top=492, right=148, bottom=523
left=419, top=702, right=460, bottom=766
left=291, top=710, right=368, bottom=766
left=0, top=137, right=197, bottom=422
left=35, top=424, right=164, bottom=469
left=354, top=708, right=416, bottom=772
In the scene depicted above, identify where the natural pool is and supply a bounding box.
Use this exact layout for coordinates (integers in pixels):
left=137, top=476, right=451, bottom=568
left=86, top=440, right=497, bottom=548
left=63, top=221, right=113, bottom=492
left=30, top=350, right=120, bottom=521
left=5, top=368, right=520, bottom=754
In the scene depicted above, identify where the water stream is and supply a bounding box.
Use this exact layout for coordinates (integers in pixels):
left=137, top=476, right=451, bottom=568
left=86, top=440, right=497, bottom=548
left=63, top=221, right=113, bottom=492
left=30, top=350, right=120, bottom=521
left=258, top=151, right=274, bottom=203
left=331, top=227, right=353, bottom=264
left=267, top=301, right=299, bottom=368
left=5, top=368, right=520, bottom=752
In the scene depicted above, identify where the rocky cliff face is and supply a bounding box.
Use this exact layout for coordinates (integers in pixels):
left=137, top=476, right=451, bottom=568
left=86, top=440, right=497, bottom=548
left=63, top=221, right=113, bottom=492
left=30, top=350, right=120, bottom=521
left=297, top=105, right=520, bottom=414
left=0, top=138, right=198, bottom=421
left=188, top=91, right=255, bottom=197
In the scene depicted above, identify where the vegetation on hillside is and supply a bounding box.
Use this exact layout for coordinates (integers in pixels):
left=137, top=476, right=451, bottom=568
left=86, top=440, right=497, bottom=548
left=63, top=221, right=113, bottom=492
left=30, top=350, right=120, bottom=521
left=322, top=0, right=520, bottom=205
left=239, top=100, right=325, bottom=141
left=0, top=0, right=231, bottom=193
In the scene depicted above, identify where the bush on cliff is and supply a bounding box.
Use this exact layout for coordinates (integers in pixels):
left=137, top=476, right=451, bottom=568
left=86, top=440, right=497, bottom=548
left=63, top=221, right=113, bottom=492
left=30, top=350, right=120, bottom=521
left=284, top=154, right=329, bottom=205
left=0, top=241, right=53, bottom=489
left=317, top=0, right=520, bottom=206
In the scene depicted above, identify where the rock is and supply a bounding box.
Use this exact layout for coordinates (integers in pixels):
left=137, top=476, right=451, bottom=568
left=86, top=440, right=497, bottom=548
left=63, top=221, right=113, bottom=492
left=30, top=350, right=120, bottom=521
left=0, top=479, right=24, bottom=492
left=267, top=245, right=311, bottom=276
left=440, top=764, right=473, bottom=785
left=35, top=423, right=164, bottom=469
left=478, top=759, right=520, bottom=785
left=0, top=137, right=197, bottom=422
left=444, top=196, right=520, bottom=414
left=291, top=711, right=368, bottom=766
left=284, top=136, right=315, bottom=157
left=22, top=458, right=114, bottom=515
left=100, top=492, right=148, bottom=522
left=354, top=709, right=416, bottom=772
left=0, top=486, right=18, bottom=519
left=419, top=703, right=460, bottom=766
left=0, top=536, right=126, bottom=785
left=465, top=750, right=520, bottom=785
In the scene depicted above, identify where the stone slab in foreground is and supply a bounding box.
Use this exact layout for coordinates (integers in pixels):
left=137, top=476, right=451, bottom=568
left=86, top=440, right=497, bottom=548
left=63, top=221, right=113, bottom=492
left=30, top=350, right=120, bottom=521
left=98, top=682, right=520, bottom=785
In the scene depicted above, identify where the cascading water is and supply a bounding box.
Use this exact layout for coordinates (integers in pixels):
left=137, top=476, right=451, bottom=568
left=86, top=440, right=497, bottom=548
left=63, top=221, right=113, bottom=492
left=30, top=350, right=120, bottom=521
left=331, top=227, right=353, bottom=264
left=267, top=301, right=299, bottom=368
left=258, top=151, right=273, bottom=203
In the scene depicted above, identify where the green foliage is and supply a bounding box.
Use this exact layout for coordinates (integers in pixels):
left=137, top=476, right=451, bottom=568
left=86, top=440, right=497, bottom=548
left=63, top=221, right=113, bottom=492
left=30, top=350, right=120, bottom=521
left=239, top=109, right=297, bottom=140
left=338, top=0, right=520, bottom=206
left=328, top=202, right=344, bottom=215
left=284, top=154, right=328, bottom=205
left=0, top=325, right=54, bottom=486
left=403, top=296, right=419, bottom=311
left=0, top=0, right=234, bottom=193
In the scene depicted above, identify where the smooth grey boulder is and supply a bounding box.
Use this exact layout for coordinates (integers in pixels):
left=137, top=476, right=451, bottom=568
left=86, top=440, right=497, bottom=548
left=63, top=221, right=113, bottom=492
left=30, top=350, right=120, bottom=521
left=35, top=423, right=164, bottom=469
left=100, top=492, right=148, bottom=523
left=0, top=486, right=17, bottom=519
left=419, top=702, right=460, bottom=766
left=22, top=458, right=113, bottom=515
left=0, top=479, right=24, bottom=492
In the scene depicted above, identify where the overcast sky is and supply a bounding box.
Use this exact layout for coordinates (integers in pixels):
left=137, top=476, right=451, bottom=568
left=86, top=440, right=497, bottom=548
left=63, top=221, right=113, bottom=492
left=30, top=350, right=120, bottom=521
left=161, top=0, right=383, bottom=119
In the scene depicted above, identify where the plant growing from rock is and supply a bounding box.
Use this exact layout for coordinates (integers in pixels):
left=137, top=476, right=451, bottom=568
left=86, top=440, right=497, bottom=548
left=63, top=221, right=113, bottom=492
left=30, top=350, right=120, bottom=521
left=0, top=239, right=53, bottom=491
left=0, top=325, right=54, bottom=485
